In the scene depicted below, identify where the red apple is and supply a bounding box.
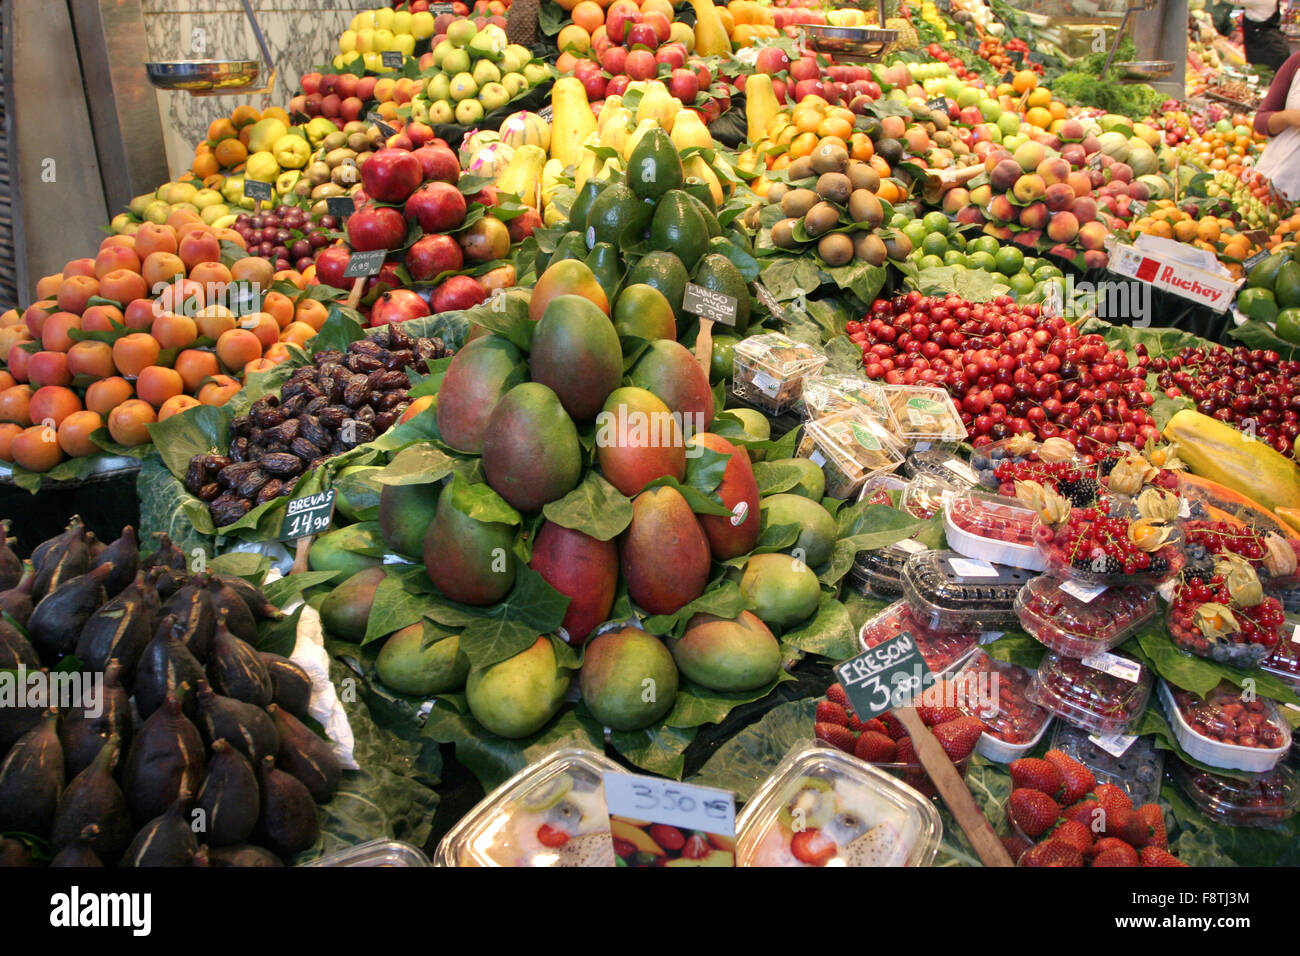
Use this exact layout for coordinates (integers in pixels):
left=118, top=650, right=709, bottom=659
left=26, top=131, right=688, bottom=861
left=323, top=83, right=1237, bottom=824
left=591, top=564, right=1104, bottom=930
left=644, top=11, right=670, bottom=42
left=606, top=1, right=640, bottom=43
left=794, top=78, right=826, bottom=101
left=626, top=21, right=659, bottom=50
left=405, top=181, right=467, bottom=232
left=789, top=56, right=819, bottom=81
left=406, top=233, right=464, bottom=281
left=336, top=73, right=358, bottom=99
left=320, top=74, right=338, bottom=97
left=694, top=62, right=712, bottom=89
left=605, top=74, right=631, bottom=97
left=432, top=275, right=487, bottom=313
left=771, top=78, right=789, bottom=102
left=356, top=76, right=378, bottom=100
left=754, top=47, right=789, bottom=74
left=668, top=68, right=699, bottom=103
left=601, top=45, right=629, bottom=74
left=506, top=207, right=542, bottom=243
left=412, top=144, right=461, bottom=184
left=655, top=45, right=686, bottom=70
left=369, top=288, right=431, bottom=327
left=347, top=206, right=407, bottom=251
left=304, top=93, right=323, bottom=116
left=341, top=96, right=364, bottom=122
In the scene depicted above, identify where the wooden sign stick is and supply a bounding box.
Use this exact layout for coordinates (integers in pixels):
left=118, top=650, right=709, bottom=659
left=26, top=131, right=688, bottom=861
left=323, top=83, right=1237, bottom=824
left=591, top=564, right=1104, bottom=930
left=346, top=275, right=367, bottom=310
left=694, top=317, right=714, bottom=375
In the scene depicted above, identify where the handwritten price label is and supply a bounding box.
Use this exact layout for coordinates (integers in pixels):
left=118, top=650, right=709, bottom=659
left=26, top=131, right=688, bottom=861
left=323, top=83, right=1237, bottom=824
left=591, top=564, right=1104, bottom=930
left=834, top=632, right=933, bottom=720
left=682, top=282, right=739, bottom=326
left=344, top=249, right=387, bottom=278
left=243, top=178, right=272, bottom=201
left=279, top=490, right=336, bottom=541
left=601, top=772, right=736, bottom=836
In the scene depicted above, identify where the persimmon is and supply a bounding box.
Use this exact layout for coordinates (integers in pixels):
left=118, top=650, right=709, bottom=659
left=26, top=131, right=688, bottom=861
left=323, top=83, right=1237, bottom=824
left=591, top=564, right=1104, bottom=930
left=84, top=376, right=134, bottom=415
left=106, top=399, right=156, bottom=446
left=57, top=410, right=103, bottom=457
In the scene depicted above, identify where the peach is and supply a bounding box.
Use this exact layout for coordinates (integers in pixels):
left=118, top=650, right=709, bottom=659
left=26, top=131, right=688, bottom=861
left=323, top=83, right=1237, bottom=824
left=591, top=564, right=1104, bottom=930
left=230, top=256, right=275, bottom=288
left=35, top=274, right=63, bottom=299
left=57, top=410, right=104, bottom=457
left=157, top=394, right=201, bottom=421
left=134, top=223, right=179, bottom=259
left=178, top=229, right=221, bottom=271
left=94, top=244, right=142, bottom=278
left=142, top=251, right=186, bottom=289
left=1072, top=196, right=1098, bottom=224
left=111, top=333, right=161, bottom=378
left=1012, top=174, right=1046, bottom=203
left=81, top=304, right=126, bottom=333
left=989, top=158, right=1022, bottom=192
left=6, top=344, right=32, bottom=382
left=0, top=422, right=20, bottom=460
left=23, top=300, right=57, bottom=338
left=99, top=269, right=149, bottom=306
left=123, top=298, right=160, bottom=331
left=151, top=311, right=198, bottom=350
left=27, top=351, right=73, bottom=389
left=57, top=275, right=99, bottom=314
left=29, top=385, right=82, bottom=428
left=0, top=385, right=33, bottom=424
left=85, top=376, right=134, bottom=415
left=136, top=365, right=184, bottom=408
left=1036, top=156, right=1070, bottom=186
left=1078, top=221, right=1108, bottom=251
left=10, top=425, right=64, bottom=472
left=66, top=340, right=116, bottom=380
left=174, top=349, right=220, bottom=393
left=987, top=194, right=1016, bottom=224
left=62, top=257, right=97, bottom=278
left=1019, top=202, right=1049, bottom=230
left=1013, top=141, right=1046, bottom=173
left=238, top=311, right=280, bottom=349
left=106, top=398, right=156, bottom=446
left=197, top=373, right=240, bottom=406
left=196, top=305, right=236, bottom=340
left=1044, top=182, right=1076, bottom=212
left=1047, top=210, right=1080, bottom=243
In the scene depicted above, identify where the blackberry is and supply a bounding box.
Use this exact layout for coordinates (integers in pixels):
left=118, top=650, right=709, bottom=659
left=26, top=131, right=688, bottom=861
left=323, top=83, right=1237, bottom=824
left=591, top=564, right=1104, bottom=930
left=1058, top=476, right=1099, bottom=507
left=1072, top=553, right=1123, bottom=574
left=1097, top=455, right=1121, bottom=477
left=1149, top=555, right=1170, bottom=575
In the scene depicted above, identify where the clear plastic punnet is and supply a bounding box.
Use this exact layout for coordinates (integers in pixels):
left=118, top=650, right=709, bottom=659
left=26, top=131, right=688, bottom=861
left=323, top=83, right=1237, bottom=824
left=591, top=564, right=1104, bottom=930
left=951, top=650, right=1053, bottom=762
left=883, top=384, right=967, bottom=448
left=902, top=550, right=1035, bottom=632
left=1158, top=680, right=1291, bottom=773
left=796, top=409, right=905, bottom=499
left=1026, top=651, right=1152, bottom=736
left=944, top=489, right=1047, bottom=571
left=1049, top=722, right=1165, bottom=807
left=857, top=600, right=980, bottom=677
left=797, top=372, right=890, bottom=423
left=1170, top=759, right=1300, bottom=828
left=1015, top=576, right=1158, bottom=658
left=303, top=840, right=430, bottom=867
left=849, top=537, right=930, bottom=598
left=731, top=332, right=828, bottom=414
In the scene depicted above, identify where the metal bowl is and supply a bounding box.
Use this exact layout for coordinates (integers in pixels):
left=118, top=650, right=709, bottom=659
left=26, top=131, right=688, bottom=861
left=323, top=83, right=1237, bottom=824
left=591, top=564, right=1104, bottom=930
left=801, top=25, right=898, bottom=61
left=1115, top=60, right=1175, bottom=79
left=145, top=60, right=261, bottom=92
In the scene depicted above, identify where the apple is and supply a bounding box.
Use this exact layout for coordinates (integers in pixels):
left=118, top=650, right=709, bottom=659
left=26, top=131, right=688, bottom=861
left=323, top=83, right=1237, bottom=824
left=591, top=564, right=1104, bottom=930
left=794, top=79, right=826, bottom=101
left=370, top=288, right=431, bottom=327
left=626, top=21, right=659, bottom=50
left=413, top=144, right=461, bottom=183
left=320, top=74, right=338, bottom=96
left=693, top=61, right=712, bottom=89
left=304, top=93, right=323, bottom=116
left=356, top=76, right=378, bottom=100
left=606, top=1, right=639, bottom=44
left=625, top=49, right=657, bottom=80
left=336, top=73, right=358, bottom=99
left=313, top=244, right=351, bottom=288
left=301, top=72, right=323, bottom=95
left=755, top=47, right=789, bottom=74
left=432, top=275, right=487, bottom=313
left=655, top=45, right=686, bottom=70
left=406, top=233, right=464, bottom=281
left=405, top=181, right=468, bottom=232
left=347, top=206, right=407, bottom=251
left=601, top=45, right=628, bottom=74
left=606, top=74, right=631, bottom=97
left=341, top=96, right=364, bottom=122
left=644, top=11, right=670, bottom=43
left=789, top=57, right=819, bottom=81
left=668, top=68, right=699, bottom=103
left=386, top=132, right=415, bottom=151
left=770, top=78, right=789, bottom=102
left=466, top=185, right=498, bottom=207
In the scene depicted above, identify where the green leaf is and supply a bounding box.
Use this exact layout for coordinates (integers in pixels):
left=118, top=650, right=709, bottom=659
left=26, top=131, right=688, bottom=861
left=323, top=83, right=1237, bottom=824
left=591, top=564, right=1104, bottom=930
left=683, top=443, right=732, bottom=497
left=459, top=288, right=533, bottom=351
left=758, top=257, right=822, bottom=301
left=640, top=475, right=732, bottom=517
left=146, top=403, right=231, bottom=481
left=374, top=444, right=456, bottom=486
left=137, top=456, right=216, bottom=555
left=983, top=630, right=1046, bottom=669
left=254, top=605, right=303, bottom=657
left=458, top=619, right=542, bottom=669
left=305, top=308, right=366, bottom=354
left=607, top=721, right=698, bottom=780
left=541, top=471, right=633, bottom=541
left=642, top=580, right=748, bottom=639
left=780, top=592, right=857, bottom=661
left=363, top=572, right=430, bottom=645
left=1132, top=707, right=1258, bottom=782
left=447, top=474, right=522, bottom=527
left=260, top=570, right=339, bottom=609
left=208, top=552, right=270, bottom=584
left=1228, top=319, right=1300, bottom=361
left=824, top=260, right=887, bottom=304
left=752, top=460, right=808, bottom=495
left=1136, top=627, right=1244, bottom=698
left=689, top=697, right=817, bottom=801
left=664, top=670, right=795, bottom=730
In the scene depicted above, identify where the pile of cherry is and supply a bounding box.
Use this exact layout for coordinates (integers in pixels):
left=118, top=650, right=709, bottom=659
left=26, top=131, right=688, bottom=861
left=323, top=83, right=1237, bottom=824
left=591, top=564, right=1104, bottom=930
left=846, top=293, right=1159, bottom=453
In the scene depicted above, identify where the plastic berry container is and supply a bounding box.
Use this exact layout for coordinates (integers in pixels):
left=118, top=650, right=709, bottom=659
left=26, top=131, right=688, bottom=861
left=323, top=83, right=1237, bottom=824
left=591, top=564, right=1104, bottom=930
left=857, top=471, right=908, bottom=509
left=796, top=409, right=904, bottom=499
left=902, top=550, right=1035, bottom=633
left=435, top=747, right=623, bottom=867
left=735, top=742, right=943, bottom=867
left=850, top=538, right=930, bottom=598
left=731, top=332, right=827, bottom=415
left=304, top=840, right=430, bottom=867
left=1036, top=515, right=1184, bottom=589
left=1048, top=722, right=1165, bottom=807
left=1261, top=620, right=1300, bottom=692
left=857, top=600, right=980, bottom=677
left=900, top=474, right=959, bottom=520
left=797, top=373, right=890, bottom=423
left=1165, top=579, right=1285, bottom=668
left=950, top=650, right=1052, bottom=762
left=870, top=753, right=973, bottom=801
left=1026, top=651, right=1152, bottom=736
left=1170, top=758, right=1300, bottom=828
left=902, top=450, right=981, bottom=489
left=944, top=490, right=1047, bottom=572
left=882, top=384, right=967, bottom=450
left=1158, top=680, right=1291, bottom=773
left=1015, top=575, right=1158, bottom=658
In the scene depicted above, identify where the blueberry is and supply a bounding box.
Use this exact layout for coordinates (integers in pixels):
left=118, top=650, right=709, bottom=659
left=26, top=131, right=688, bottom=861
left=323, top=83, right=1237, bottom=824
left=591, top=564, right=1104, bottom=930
left=990, top=448, right=1005, bottom=460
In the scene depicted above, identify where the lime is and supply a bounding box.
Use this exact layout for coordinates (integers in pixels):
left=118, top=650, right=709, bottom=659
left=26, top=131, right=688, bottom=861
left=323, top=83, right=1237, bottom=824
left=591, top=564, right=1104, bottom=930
left=969, top=235, right=1000, bottom=257
left=943, top=250, right=970, bottom=268
left=889, top=213, right=910, bottom=229
left=994, top=245, right=1025, bottom=277
left=918, top=254, right=946, bottom=270
left=921, top=231, right=949, bottom=257
left=1276, top=307, right=1300, bottom=344
left=1022, top=256, right=1042, bottom=274
left=922, top=211, right=951, bottom=236
left=948, top=231, right=967, bottom=251
left=903, top=221, right=929, bottom=249
left=1033, top=264, right=1063, bottom=282
left=968, top=250, right=997, bottom=272
left=1007, top=271, right=1036, bottom=296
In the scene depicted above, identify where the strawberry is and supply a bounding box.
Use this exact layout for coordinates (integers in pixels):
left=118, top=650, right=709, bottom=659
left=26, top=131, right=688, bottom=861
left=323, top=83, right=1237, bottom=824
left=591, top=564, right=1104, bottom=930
left=1094, top=783, right=1133, bottom=815
left=893, top=736, right=917, bottom=765
left=536, top=823, right=571, bottom=847
left=1049, top=819, right=1092, bottom=854
left=916, top=681, right=964, bottom=726
left=1137, top=804, right=1167, bottom=849
left=1140, top=846, right=1188, bottom=867
left=1093, top=846, right=1140, bottom=867
left=790, top=829, right=837, bottom=866
left=1109, top=807, right=1151, bottom=848
left=1009, top=788, right=1061, bottom=838
left=815, top=722, right=856, bottom=753
left=857, top=717, right=888, bottom=735
left=879, top=711, right=908, bottom=740
left=1010, top=757, right=1064, bottom=798
left=1043, top=749, right=1096, bottom=804
left=930, top=716, right=985, bottom=762
left=854, top=730, right=897, bottom=763
left=681, top=833, right=711, bottom=860
left=1019, top=840, right=1083, bottom=867
left=825, top=683, right=849, bottom=707
left=1001, top=834, right=1033, bottom=864
left=816, top=700, right=850, bottom=726
left=648, top=824, right=685, bottom=852
left=1063, top=799, right=1102, bottom=831
left=1090, top=837, right=1136, bottom=859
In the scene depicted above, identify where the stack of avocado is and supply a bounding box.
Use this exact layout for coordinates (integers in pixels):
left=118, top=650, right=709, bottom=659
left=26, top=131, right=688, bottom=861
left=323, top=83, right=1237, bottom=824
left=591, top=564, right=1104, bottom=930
left=1240, top=249, right=1300, bottom=344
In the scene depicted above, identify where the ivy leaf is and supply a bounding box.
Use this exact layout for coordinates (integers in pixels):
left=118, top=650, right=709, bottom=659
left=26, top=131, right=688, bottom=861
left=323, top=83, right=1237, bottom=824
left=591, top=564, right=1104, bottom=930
left=447, top=474, right=522, bottom=527
left=664, top=671, right=795, bottom=729
left=374, top=444, right=457, bottom=486
left=780, top=592, right=857, bottom=661
left=541, top=472, right=634, bottom=541
left=642, top=581, right=747, bottom=639
left=608, top=721, right=698, bottom=780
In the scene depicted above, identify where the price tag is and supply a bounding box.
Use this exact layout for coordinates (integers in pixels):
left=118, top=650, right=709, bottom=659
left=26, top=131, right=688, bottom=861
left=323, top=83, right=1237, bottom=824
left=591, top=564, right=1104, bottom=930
left=243, top=178, right=272, bottom=201
left=1291, top=623, right=1300, bottom=644
left=279, top=490, right=337, bottom=541
left=753, top=281, right=787, bottom=322
left=749, top=369, right=781, bottom=398
left=682, top=282, right=739, bottom=326
left=326, top=195, right=356, bottom=219
left=344, top=249, right=387, bottom=278
left=1178, top=497, right=1191, bottom=518
left=1027, top=52, right=1045, bottom=65
left=1088, top=733, right=1138, bottom=757
left=834, top=632, right=934, bottom=721
left=1081, top=650, right=1142, bottom=683
left=1001, top=71, right=1016, bottom=84
left=895, top=537, right=928, bottom=554
left=1088, top=152, right=1104, bottom=170
left=948, top=557, right=998, bottom=577
left=1129, top=200, right=1147, bottom=218
left=381, top=50, right=404, bottom=69
left=1060, top=579, right=1108, bottom=603
left=942, top=458, right=979, bottom=484
left=926, top=96, right=949, bottom=112
left=1009, top=48, right=1025, bottom=66
left=1242, top=248, right=1270, bottom=272
left=809, top=449, right=827, bottom=467
left=430, top=2, right=455, bottom=12
left=601, top=772, right=736, bottom=867
left=367, top=112, right=398, bottom=139
left=538, top=104, right=554, bottom=122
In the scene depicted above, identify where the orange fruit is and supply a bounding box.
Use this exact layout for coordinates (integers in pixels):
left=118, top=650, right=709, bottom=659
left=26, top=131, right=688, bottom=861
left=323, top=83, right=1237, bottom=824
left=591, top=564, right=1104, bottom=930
left=85, top=377, right=134, bottom=415
left=106, top=399, right=157, bottom=447
left=57, top=410, right=104, bottom=458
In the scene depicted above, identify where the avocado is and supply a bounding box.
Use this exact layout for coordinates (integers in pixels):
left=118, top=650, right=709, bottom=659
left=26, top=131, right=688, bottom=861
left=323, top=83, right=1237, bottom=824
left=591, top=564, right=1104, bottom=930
left=585, top=181, right=652, bottom=246
left=692, top=252, right=751, bottom=334
left=649, top=190, right=709, bottom=272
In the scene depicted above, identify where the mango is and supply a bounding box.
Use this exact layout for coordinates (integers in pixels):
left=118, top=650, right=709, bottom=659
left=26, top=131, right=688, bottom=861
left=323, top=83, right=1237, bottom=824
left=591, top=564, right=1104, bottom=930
left=579, top=627, right=679, bottom=730
left=596, top=386, right=686, bottom=497
left=627, top=339, right=714, bottom=431
left=319, top=567, right=387, bottom=641
left=435, top=334, right=526, bottom=454
left=785, top=458, right=826, bottom=500
left=376, top=622, right=469, bottom=696
left=726, top=407, right=770, bottom=460
left=671, top=610, right=780, bottom=691
left=378, top=476, right=441, bottom=559
left=308, top=522, right=385, bottom=576
left=621, top=486, right=711, bottom=615
left=482, top=382, right=582, bottom=512
left=466, top=637, right=571, bottom=738
left=688, top=433, right=760, bottom=559
left=530, top=295, right=622, bottom=420
left=759, top=493, right=837, bottom=568
left=529, top=521, right=618, bottom=645
left=424, top=496, right=517, bottom=605
left=738, top=552, right=820, bottom=627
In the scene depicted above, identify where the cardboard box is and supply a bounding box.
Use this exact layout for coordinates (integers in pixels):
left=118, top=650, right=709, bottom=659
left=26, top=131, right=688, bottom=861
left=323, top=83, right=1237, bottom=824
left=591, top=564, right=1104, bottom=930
left=1106, top=235, right=1243, bottom=313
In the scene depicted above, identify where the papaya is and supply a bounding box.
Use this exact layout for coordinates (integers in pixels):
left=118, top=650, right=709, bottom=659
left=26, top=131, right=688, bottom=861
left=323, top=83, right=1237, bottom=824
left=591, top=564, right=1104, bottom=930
left=1163, top=409, right=1300, bottom=515
left=550, top=77, right=598, bottom=170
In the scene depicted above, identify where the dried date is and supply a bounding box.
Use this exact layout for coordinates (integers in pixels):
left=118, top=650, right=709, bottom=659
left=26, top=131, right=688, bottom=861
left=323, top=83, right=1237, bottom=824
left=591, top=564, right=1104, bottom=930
left=261, top=453, right=305, bottom=477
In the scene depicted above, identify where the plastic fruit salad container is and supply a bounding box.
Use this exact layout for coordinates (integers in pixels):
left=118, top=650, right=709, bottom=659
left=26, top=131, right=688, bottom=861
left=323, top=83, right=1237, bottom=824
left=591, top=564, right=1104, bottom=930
left=1170, top=758, right=1300, bottom=828
left=1026, top=651, right=1152, bottom=736
left=1015, top=575, right=1158, bottom=658
left=951, top=649, right=1052, bottom=762
left=903, top=450, right=981, bottom=489
left=797, top=372, right=889, bottom=423
left=1158, top=680, right=1291, bottom=773
left=900, top=473, right=959, bottom=520
left=435, top=747, right=623, bottom=867
left=735, top=742, right=942, bottom=867
left=796, top=408, right=904, bottom=499
left=1049, top=722, right=1165, bottom=807
left=902, top=550, right=1036, bottom=632
left=858, top=600, right=979, bottom=677
left=303, top=840, right=430, bottom=866
left=883, top=384, right=967, bottom=449
left=944, top=489, right=1047, bottom=572
left=731, top=332, right=827, bottom=415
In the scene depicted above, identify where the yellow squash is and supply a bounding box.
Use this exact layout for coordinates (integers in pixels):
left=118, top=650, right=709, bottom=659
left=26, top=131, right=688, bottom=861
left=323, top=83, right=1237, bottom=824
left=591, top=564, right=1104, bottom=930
left=745, top=74, right=781, bottom=145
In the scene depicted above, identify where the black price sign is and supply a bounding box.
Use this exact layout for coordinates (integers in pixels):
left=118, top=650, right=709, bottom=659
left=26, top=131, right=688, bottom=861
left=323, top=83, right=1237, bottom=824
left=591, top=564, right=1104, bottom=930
left=753, top=281, right=787, bottom=322
left=1001, top=71, right=1016, bottom=84
left=279, top=490, right=337, bottom=541
left=538, top=104, right=554, bottom=122
left=1009, top=48, right=1025, bottom=66
left=430, top=2, right=455, bottom=12
left=326, top=195, right=356, bottom=219
left=367, top=112, right=398, bottom=139
left=344, top=249, right=387, bottom=277
left=1243, top=248, right=1271, bottom=271
left=382, top=50, right=404, bottom=69
left=926, top=96, right=949, bottom=112
left=682, top=282, right=738, bottom=326
left=243, top=178, right=273, bottom=201
left=833, top=632, right=933, bottom=721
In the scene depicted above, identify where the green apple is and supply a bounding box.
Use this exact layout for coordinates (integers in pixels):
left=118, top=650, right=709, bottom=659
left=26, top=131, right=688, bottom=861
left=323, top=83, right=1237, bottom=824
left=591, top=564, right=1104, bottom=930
left=192, top=187, right=223, bottom=209
left=447, top=19, right=477, bottom=47
left=449, top=72, right=478, bottom=101
left=128, top=193, right=153, bottom=217
left=429, top=100, right=455, bottom=124
left=501, top=72, right=527, bottom=98
left=144, top=200, right=172, bottom=225
left=356, top=28, right=376, bottom=53
left=505, top=43, right=531, bottom=64
left=427, top=72, right=451, bottom=102
left=409, top=98, right=431, bottom=124
left=455, top=98, right=484, bottom=124
left=200, top=202, right=230, bottom=225
left=473, top=59, right=501, bottom=86
left=374, top=28, right=396, bottom=52
left=1002, top=133, right=1025, bottom=152
left=165, top=181, right=197, bottom=205
left=478, top=82, right=510, bottom=113
left=997, top=111, right=1021, bottom=138
left=391, top=10, right=412, bottom=34
left=978, top=98, right=1001, bottom=122
left=443, top=48, right=470, bottom=75
left=956, top=87, right=980, bottom=108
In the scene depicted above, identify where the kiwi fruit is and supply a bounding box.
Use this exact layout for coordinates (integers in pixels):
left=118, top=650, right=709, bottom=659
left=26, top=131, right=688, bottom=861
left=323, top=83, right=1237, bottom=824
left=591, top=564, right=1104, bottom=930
left=883, top=233, right=914, bottom=261
left=846, top=161, right=881, bottom=193
left=817, top=233, right=854, bottom=267
left=810, top=142, right=849, bottom=176
left=875, top=138, right=903, bottom=166
left=931, top=111, right=950, bottom=131
left=802, top=201, right=840, bottom=239
left=933, top=130, right=953, bottom=148
left=853, top=232, right=888, bottom=266
left=848, top=190, right=884, bottom=228
left=780, top=188, right=819, bottom=219
left=815, top=172, right=851, bottom=205
left=771, top=218, right=800, bottom=249
left=766, top=182, right=791, bottom=206
left=787, top=155, right=815, bottom=181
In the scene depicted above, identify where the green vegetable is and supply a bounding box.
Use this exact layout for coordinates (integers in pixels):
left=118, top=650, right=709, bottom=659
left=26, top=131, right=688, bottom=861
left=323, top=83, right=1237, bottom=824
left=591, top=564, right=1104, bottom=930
left=1051, top=70, right=1163, bottom=121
